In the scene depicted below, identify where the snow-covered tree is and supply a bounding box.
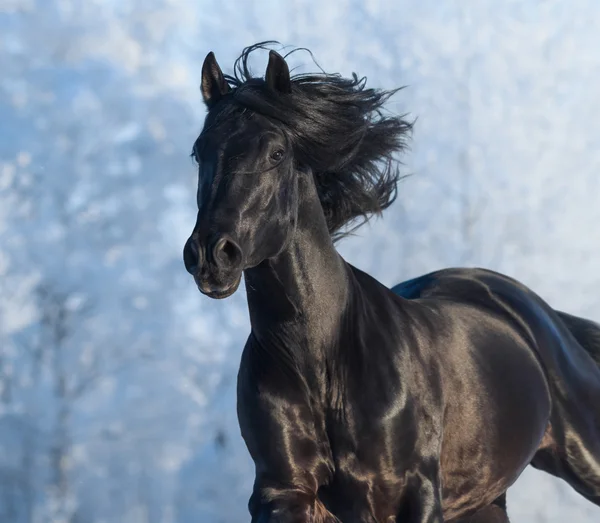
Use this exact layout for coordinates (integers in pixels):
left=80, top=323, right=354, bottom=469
left=1, top=1, right=599, bottom=522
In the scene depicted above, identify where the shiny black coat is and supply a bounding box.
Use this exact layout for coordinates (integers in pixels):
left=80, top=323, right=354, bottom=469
left=238, top=238, right=600, bottom=523
left=184, top=44, right=600, bottom=522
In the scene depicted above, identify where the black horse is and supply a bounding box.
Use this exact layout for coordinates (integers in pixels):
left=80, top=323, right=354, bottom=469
left=183, top=43, right=600, bottom=522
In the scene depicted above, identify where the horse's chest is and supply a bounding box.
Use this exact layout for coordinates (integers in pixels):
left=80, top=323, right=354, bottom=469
left=316, top=396, right=420, bottom=516
left=318, top=415, right=408, bottom=522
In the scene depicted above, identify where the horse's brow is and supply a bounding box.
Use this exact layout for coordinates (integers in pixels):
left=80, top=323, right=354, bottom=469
left=257, top=129, right=284, bottom=144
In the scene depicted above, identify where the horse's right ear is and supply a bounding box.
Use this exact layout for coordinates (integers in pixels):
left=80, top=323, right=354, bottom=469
left=201, top=52, right=231, bottom=108
left=265, top=50, right=292, bottom=94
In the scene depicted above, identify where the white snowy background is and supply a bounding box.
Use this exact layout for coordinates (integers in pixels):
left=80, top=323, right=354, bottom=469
left=1, top=0, right=599, bottom=522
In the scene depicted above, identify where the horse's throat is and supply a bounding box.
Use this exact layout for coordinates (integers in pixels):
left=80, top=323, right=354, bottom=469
left=245, top=229, right=349, bottom=355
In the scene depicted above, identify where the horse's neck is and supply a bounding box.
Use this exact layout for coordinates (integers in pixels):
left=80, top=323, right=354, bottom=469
left=244, top=194, right=349, bottom=355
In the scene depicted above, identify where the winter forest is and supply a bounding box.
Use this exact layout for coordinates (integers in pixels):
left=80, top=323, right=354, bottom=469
left=1, top=0, right=600, bottom=522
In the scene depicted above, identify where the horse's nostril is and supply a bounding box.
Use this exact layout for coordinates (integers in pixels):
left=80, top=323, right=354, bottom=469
left=221, top=239, right=237, bottom=260
left=212, top=236, right=242, bottom=268
left=183, top=236, right=202, bottom=274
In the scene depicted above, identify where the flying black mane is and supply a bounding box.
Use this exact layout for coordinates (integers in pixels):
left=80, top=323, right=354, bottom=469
left=213, top=42, right=413, bottom=241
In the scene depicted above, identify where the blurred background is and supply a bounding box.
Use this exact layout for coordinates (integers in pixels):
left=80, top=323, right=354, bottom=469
left=1, top=0, right=600, bottom=522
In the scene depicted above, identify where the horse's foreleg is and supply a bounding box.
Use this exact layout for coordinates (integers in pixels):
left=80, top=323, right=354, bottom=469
left=395, top=468, right=444, bottom=523
left=449, top=494, right=509, bottom=523
left=449, top=505, right=509, bottom=523
left=249, top=490, right=338, bottom=523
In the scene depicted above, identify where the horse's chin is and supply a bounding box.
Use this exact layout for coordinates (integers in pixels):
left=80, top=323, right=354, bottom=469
left=197, top=274, right=242, bottom=300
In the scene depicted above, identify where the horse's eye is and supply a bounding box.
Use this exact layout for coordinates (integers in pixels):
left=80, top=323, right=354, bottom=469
left=270, top=149, right=284, bottom=162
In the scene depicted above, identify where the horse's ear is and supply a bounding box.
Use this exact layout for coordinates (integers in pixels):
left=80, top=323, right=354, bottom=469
left=265, top=50, right=291, bottom=94
left=201, top=52, right=231, bottom=107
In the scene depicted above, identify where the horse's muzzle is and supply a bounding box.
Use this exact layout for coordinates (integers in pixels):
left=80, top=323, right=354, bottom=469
left=194, top=272, right=242, bottom=299
left=184, top=232, right=244, bottom=299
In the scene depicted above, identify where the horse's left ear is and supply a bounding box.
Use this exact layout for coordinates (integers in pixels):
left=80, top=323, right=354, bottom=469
left=201, top=51, right=231, bottom=108
left=265, top=50, right=292, bottom=94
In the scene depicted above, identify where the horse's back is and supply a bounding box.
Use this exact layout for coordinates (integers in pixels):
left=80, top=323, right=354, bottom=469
left=393, top=267, right=600, bottom=507
left=555, top=310, right=600, bottom=368
left=393, top=267, right=600, bottom=395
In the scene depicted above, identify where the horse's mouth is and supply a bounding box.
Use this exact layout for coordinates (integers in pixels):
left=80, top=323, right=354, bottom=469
left=196, top=274, right=242, bottom=300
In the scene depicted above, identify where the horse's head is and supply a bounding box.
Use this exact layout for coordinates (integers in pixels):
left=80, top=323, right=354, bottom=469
left=183, top=50, right=300, bottom=299
left=184, top=43, right=412, bottom=299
